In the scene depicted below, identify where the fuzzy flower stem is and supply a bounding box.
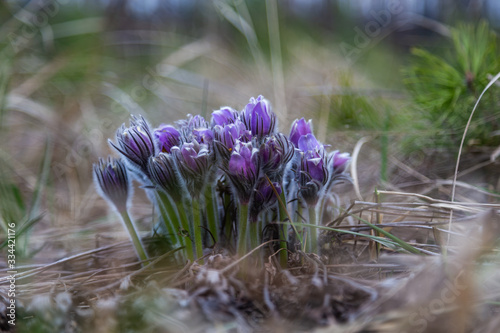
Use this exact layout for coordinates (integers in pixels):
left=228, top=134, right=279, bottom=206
left=318, top=195, right=327, bottom=230
left=297, top=202, right=306, bottom=252
left=204, top=185, right=219, bottom=245
left=249, top=221, right=259, bottom=250
left=223, top=192, right=234, bottom=246
left=156, top=192, right=182, bottom=249
left=119, top=210, right=149, bottom=265
left=175, top=200, right=194, bottom=261
left=237, top=204, right=249, bottom=257
left=278, top=191, right=288, bottom=222
left=250, top=219, right=262, bottom=266
left=278, top=190, right=288, bottom=267
left=192, top=198, right=204, bottom=260
left=308, top=206, right=318, bottom=253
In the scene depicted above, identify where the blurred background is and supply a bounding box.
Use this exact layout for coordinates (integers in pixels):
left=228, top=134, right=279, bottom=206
left=1, top=0, right=500, bottom=260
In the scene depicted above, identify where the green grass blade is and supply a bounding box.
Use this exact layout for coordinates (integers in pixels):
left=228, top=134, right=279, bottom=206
left=290, top=222, right=401, bottom=251
left=0, top=214, right=43, bottom=250
left=28, top=137, right=53, bottom=220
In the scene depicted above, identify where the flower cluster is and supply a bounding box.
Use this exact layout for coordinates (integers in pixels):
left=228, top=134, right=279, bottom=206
left=94, top=95, right=351, bottom=263
left=290, top=118, right=350, bottom=207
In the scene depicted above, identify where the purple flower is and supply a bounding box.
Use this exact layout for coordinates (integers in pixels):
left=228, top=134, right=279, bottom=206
left=228, top=141, right=258, bottom=180
left=250, top=180, right=282, bottom=222
left=297, top=133, right=322, bottom=153
left=109, top=115, right=157, bottom=177
left=155, top=124, right=181, bottom=153
left=295, top=135, right=329, bottom=206
left=173, top=141, right=209, bottom=174
left=303, top=150, right=326, bottom=184
left=213, top=120, right=251, bottom=151
left=218, top=140, right=260, bottom=205
left=171, top=140, right=212, bottom=196
left=259, top=133, right=294, bottom=182
left=211, top=107, right=239, bottom=126
left=148, top=153, right=184, bottom=202
left=93, top=157, right=131, bottom=211
left=297, top=157, right=326, bottom=206
left=289, top=118, right=313, bottom=147
left=329, top=151, right=350, bottom=175
left=241, top=95, right=276, bottom=139
left=187, top=114, right=209, bottom=130
left=177, top=114, right=214, bottom=145
left=192, top=127, right=214, bottom=145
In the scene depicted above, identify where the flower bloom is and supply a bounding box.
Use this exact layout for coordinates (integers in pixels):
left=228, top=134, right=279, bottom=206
left=155, top=124, right=181, bottom=153
left=259, top=133, right=294, bottom=182
left=148, top=153, right=184, bottom=202
left=218, top=140, right=260, bottom=205
left=187, top=114, right=209, bottom=130
left=109, top=115, right=157, bottom=177
left=192, top=127, right=214, bottom=145
left=329, top=151, right=350, bottom=175
left=289, top=118, right=313, bottom=147
left=213, top=119, right=251, bottom=151
left=211, top=106, right=239, bottom=126
left=177, top=114, right=214, bottom=145
left=93, top=157, right=131, bottom=211
left=294, top=133, right=329, bottom=206
left=229, top=141, right=258, bottom=179
left=250, top=180, right=282, bottom=222
left=172, top=140, right=213, bottom=195
left=241, top=95, right=276, bottom=139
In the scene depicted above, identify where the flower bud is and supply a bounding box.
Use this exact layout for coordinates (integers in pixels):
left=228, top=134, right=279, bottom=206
left=295, top=133, right=329, bottom=206
left=148, top=153, right=185, bottom=202
left=259, top=133, right=294, bottom=182
left=241, top=95, right=276, bottom=139
left=171, top=140, right=213, bottom=196
left=289, top=118, right=313, bottom=147
left=250, top=180, right=282, bottom=222
left=211, top=106, right=239, bottom=126
left=213, top=120, right=251, bottom=151
left=329, top=151, right=350, bottom=175
left=93, top=157, right=131, bottom=211
left=217, top=140, right=260, bottom=205
left=109, top=115, right=157, bottom=177
left=154, top=124, right=181, bottom=153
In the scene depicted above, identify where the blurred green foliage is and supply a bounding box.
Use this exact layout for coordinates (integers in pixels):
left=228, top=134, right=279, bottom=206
left=328, top=72, right=397, bottom=131
left=404, top=21, right=500, bottom=149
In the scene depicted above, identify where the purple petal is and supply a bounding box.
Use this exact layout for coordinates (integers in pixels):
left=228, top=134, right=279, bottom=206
left=297, top=133, right=322, bottom=152
left=241, top=96, right=275, bottom=138
left=330, top=151, right=350, bottom=174
left=211, top=107, right=238, bottom=126
left=155, top=124, right=181, bottom=153
left=228, top=153, right=248, bottom=177
left=193, top=127, right=214, bottom=144
left=305, top=156, right=325, bottom=183
left=289, top=118, right=312, bottom=147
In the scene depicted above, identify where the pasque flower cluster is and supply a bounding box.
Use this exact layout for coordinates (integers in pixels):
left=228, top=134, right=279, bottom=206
left=94, top=95, right=350, bottom=263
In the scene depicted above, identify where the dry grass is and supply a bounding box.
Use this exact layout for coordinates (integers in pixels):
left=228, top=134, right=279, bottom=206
left=2, top=185, right=500, bottom=332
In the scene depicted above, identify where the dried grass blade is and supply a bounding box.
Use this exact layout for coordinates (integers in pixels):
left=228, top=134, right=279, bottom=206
left=448, top=71, right=500, bottom=246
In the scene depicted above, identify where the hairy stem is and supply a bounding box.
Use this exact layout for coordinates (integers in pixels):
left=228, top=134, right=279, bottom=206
left=223, top=192, right=234, bottom=246
left=156, top=191, right=181, bottom=248
left=308, top=205, right=318, bottom=253
left=237, top=203, right=249, bottom=257
left=204, top=185, right=219, bottom=246
left=176, top=200, right=194, bottom=261
left=278, top=190, right=288, bottom=267
left=297, top=201, right=306, bottom=252
left=192, top=198, right=204, bottom=260
left=119, top=210, right=149, bottom=265
left=249, top=220, right=259, bottom=250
